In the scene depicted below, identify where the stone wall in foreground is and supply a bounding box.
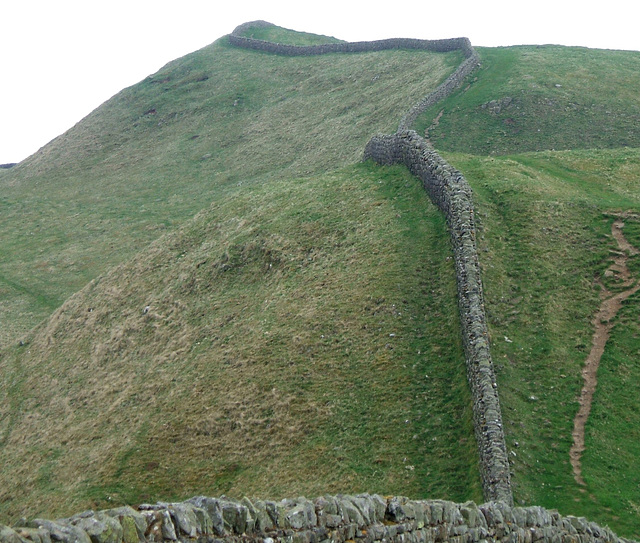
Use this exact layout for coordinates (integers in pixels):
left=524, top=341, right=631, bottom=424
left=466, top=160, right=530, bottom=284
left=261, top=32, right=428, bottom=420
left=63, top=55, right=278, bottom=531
left=0, top=494, right=628, bottom=543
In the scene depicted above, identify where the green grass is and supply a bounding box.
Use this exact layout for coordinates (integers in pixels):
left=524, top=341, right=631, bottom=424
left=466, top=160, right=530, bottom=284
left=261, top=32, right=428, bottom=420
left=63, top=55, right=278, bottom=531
left=234, top=24, right=344, bottom=45
left=416, top=46, right=640, bottom=155
left=0, top=33, right=459, bottom=348
left=449, top=148, right=640, bottom=538
left=0, top=163, right=482, bottom=520
left=583, top=287, right=640, bottom=537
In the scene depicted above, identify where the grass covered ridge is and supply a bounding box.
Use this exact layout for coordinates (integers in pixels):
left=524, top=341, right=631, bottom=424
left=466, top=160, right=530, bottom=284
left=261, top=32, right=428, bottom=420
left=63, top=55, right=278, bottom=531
left=417, top=46, right=640, bottom=155
left=234, top=22, right=344, bottom=45
left=0, top=34, right=460, bottom=348
left=0, top=163, right=482, bottom=519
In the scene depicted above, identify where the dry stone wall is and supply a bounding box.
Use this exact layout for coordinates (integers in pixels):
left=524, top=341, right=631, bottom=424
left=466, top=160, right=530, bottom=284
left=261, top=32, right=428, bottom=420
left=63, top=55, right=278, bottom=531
left=363, top=132, right=511, bottom=504
left=0, top=494, right=628, bottom=543
left=229, top=22, right=480, bottom=135
left=230, top=21, right=510, bottom=506
left=229, top=21, right=476, bottom=59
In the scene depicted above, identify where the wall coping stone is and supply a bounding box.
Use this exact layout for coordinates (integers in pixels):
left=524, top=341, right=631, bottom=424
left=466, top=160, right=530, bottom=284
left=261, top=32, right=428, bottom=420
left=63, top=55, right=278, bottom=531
left=1, top=495, right=632, bottom=543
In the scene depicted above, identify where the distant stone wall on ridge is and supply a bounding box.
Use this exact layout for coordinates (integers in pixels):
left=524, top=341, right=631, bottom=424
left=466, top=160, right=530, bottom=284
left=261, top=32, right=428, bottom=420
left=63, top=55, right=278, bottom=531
left=229, top=21, right=480, bottom=134
left=0, top=494, right=627, bottom=543
left=229, top=20, right=476, bottom=57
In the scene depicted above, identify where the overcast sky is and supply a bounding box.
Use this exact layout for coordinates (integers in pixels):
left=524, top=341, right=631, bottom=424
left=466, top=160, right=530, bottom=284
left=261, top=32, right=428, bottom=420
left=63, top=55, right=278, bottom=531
left=1, top=0, right=639, bottom=165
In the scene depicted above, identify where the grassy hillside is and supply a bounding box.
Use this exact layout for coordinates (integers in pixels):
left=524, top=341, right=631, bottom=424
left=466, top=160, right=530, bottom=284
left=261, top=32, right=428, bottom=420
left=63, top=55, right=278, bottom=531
left=449, top=148, right=640, bottom=537
left=2, top=23, right=640, bottom=539
left=0, top=32, right=460, bottom=347
left=413, top=43, right=640, bottom=536
left=0, top=162, right=481, bottom=518
left=416, top=46, right=640, bottom=154
left=0, top=27, right=480, bottom=520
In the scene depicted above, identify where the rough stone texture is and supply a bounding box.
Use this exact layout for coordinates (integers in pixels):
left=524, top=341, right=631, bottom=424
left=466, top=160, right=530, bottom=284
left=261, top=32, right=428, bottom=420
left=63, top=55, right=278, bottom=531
left=64, top=512, right=124, bottom=543
left=2, top=495, right=630, bottom=543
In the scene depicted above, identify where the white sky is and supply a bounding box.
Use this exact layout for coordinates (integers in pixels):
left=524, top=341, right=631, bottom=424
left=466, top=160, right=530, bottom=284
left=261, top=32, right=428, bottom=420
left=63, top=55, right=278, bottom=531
left=1, top=0, right=639, bottom=165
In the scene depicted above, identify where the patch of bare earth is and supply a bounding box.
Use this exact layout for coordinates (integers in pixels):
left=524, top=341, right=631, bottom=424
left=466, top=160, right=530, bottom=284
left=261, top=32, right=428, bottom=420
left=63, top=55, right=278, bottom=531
left=570, top=217, right=640, bottom=486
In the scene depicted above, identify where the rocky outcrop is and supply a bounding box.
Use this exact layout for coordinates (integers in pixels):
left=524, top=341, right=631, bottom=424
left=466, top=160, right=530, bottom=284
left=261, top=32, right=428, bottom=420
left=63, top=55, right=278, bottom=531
left=0, top=495, right=627, bottom=543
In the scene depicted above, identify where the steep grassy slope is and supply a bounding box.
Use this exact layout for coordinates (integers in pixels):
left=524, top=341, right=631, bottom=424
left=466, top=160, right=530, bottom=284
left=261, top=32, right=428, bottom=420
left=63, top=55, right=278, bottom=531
left=0, top=162, right=481, bottom=519
left=451, top=148, right=640, bottom=538
left=0, top=33, right=461, bottom=347
left=0, top=26, right=482, bottom=520
left=416, top=46, right=640, bottom=154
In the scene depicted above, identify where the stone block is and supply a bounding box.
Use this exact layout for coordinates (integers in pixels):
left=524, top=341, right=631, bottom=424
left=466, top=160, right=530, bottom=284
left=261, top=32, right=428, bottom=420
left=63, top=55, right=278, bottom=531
left=285, top=501, right=316, bottom=531
left=244, top=499, right=274, bottom=533
left=65, top=513, right=123, bottom=543
left=100, top=506, right=147, bottom=542
left=27, top=520, right=91, bottom=543
left=336, top=497, right=363, bottom=527
left=460, top=502, right=487, bottom=529
left=0, top=525, right=28, bottom=543
left=159, top=510, right=177, bottom=541
left=219, top=499, right=253, bottom=534
left=12, top=528, right=51, bottom=543
left=167, top=503, right=200, bottom=537
left=186, top=497, right=225, bottom=536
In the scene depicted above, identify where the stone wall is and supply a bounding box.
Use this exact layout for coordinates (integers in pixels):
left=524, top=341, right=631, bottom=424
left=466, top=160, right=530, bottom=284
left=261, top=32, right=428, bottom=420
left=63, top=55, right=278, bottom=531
left=397, top=51, right=479, bottom=131
left=229, top=20, right=509, bottom=506
left=0, top=494, right=628, bottom=543
left=228, top=20, right=479, bottom=134
left=229, top=21, right=477, bottom=60
left=363, top=132, right=511, bottom=505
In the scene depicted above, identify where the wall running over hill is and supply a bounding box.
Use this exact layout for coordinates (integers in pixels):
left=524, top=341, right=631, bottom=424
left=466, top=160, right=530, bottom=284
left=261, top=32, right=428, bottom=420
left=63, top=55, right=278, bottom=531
left=0, top=20, right=629, bottom=543
left=363, top=132, right=511, bottom=504
left=0, top=494, right=626, bottom=543
left=230, top=21, right=511, bottom=506
left=229, top=21, right=480, bottom=134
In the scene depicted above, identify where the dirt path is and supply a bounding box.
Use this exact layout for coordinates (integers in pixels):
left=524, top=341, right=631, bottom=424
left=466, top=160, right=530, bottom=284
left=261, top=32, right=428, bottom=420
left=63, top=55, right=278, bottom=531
left=570, top=218, right=640, bottom=486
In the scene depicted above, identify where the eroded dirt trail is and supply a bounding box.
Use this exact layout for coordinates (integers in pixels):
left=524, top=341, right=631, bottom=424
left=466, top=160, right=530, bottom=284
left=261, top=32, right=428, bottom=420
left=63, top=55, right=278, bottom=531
left=570, top=218, right=640, bottom=486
